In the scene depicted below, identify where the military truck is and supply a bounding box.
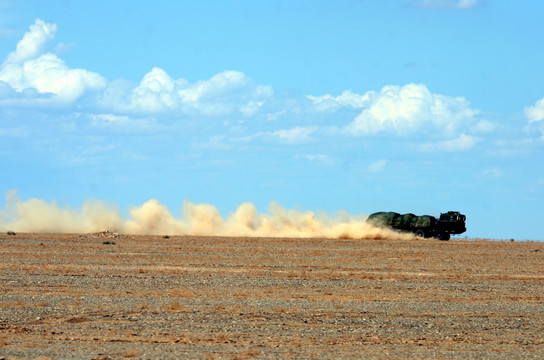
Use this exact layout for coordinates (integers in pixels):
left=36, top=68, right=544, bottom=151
left=366, top=211, right=466, bottom=240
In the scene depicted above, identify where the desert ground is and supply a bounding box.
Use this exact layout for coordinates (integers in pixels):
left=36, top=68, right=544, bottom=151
left=0, top=232, right=543, bottom=359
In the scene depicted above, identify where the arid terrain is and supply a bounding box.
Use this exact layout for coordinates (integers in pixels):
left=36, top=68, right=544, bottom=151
left=0, top=232, right=543, bottom=359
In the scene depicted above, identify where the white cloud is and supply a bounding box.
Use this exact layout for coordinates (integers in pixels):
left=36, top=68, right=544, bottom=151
left=239, top=101, right=264, bottom=117
left=0, top=20, right=272, bottom=117
left=471, top=119, right=494, bottom=133
left=89, top=113, right=159, bottom=132
left=104, top=68, right=273, bottom=115
left=272, top=126, right=316, bottom=144
left=408, top=0, right=481, bottom=10
left=124, top=67, right=182, bottom=112
left=0, top=19, right=494, bottom=152
left=308, top=90, right=368, bottom=112
left=90, top=113, right=132, bottom=125
left=177, top=70, right=273, bottom=115
left=6, top=19, right=56, bottom=63
left=347, top=83, right=479, bottom=137
left=178, top=70, right=249, bottom=103
left=418, top=133, right=479, bottom=152
left=0, top=19, right=107, bottom=104
left=524, top=97, right=544, bottom=123
left=20, top=54, right=105, bottom=102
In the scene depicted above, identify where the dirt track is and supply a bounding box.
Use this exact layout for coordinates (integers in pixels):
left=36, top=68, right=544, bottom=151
left=1, top=232, right=543, bottom=359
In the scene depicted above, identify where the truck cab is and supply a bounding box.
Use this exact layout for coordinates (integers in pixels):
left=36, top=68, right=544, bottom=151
left=435, top=211, right=467, bottom=240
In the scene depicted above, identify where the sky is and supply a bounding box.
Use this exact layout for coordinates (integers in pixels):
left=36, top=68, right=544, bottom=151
left=0, top=0, right=543, bottom=240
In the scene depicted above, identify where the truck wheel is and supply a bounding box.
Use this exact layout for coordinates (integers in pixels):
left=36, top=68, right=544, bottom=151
left=434, top=230, right=450, bottom=241
left=414, top=229, right=425, bottom=238
left=434, top=230, right=450, bottom=240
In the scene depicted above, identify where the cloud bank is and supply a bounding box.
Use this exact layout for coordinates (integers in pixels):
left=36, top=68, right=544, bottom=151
left=0, top=19, right=271, bottom=114
left=1, top=18, right=540, bottom=175
left=0, top=18, right=496, bottom=154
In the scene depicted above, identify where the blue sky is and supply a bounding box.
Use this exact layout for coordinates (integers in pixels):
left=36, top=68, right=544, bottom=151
left=0, top=0, right=543, bottom=240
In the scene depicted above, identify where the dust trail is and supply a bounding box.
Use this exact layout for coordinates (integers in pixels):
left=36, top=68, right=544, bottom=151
left=0, top=191, right=413, bottom=240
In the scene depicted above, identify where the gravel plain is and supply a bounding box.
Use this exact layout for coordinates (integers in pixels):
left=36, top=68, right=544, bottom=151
left=1, top=232, right=543, bottom=359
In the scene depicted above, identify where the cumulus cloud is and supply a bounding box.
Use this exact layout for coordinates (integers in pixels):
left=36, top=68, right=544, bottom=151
left=6, top=19, right=57, bottom=63
left=308, top=90, right=368, bottom=112
left=0, top=19, right=107, bottom=104
left=128, top=67, right=180, bottom=112
left=178, top=70, right=273, bottom=115
left=408, top=0, right=481, bottom=10
left=0, top=20, right=271, bottom=117
left=524, top=97, right=544, bottom=123
left=347, top=83, right=479, bottom=138
left=104, top=67, right=273, bottom=116
left=179, top=70, right=249, bottom=103
left=0, top=19, right=490, bottom=149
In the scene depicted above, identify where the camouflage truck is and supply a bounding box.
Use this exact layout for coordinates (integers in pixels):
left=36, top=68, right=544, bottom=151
left=366, top=211, right=466, bottom=240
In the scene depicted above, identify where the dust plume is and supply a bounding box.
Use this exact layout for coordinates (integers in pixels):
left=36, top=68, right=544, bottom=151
left=0, top=191, right=412, bottom=240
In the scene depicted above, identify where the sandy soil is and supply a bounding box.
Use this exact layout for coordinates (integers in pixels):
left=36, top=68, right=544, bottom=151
left=0, top=232, right=543, bottom=359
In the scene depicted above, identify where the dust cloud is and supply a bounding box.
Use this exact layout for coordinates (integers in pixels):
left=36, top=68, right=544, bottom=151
left=0, top=192, right=412, bottom=240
